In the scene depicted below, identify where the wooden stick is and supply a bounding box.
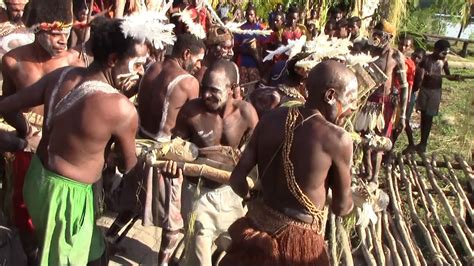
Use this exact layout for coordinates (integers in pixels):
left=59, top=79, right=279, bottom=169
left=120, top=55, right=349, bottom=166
left=420, top=154, right=474, bottom=257
left=336, top=217, right=353, bottom=266
left=383, top=244, right=394, bottom=266
left=329, top=213, right=338, bottom=266
left=405, top=154, right=460, bottom=264
left=387, top=213, right=410, bottom=266
left=444, top=154, right=473, bottom=221
left=382, top=211, right=402, bottom=266
left=455, top=154, right=474, bottom=193
left=386, top=163, right=420, bottom=265
left=369, top=222, right=385, bottom=265
left=356, top=218, right=376, bottom=266
left=410, top=159, right=473, bottom=170
left=397, top=155, right=444, bottom=265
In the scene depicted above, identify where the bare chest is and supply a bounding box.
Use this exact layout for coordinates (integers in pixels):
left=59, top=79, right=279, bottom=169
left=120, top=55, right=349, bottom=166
left=189, top=112, right=248, bottom=148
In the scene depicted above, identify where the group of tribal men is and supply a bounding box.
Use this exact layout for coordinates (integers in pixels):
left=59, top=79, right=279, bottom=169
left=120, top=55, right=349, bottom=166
left=0, top=0, right=457, bottom=265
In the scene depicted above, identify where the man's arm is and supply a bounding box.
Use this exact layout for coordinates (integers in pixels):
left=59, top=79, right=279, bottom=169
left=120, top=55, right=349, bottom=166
left=112, top=97, right=139, bottom=173
left=394, top=51, right=408, bottom=131
left=328, top=131, right=354, bottom=216
left=171, top=102, right=192, bottom=140
left=230, top=123, right=259, bottom=198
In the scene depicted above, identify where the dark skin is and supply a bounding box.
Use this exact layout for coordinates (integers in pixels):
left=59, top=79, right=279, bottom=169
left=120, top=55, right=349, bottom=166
left=365, top=31, right=408, bottom=183
left=0, top=30, right=86, bottom=151
left=0, top=43, right=148, bottom=183
left=231, top=61, right=356, bottom=216
left=173, top=67, right=258, bottom=156
left=137, top=48, right=204, bottom=138
left=194, top=38, right=234, bottom=83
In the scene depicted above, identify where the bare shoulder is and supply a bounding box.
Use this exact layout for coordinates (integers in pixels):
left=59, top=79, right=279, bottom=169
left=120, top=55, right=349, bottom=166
left=180, top=98, right=205, bottom=116
left=234, top=99, right=257, bottom=116
left=90, top=92, right=136, bottom=120
left=323, top=123, right=353, bottom=154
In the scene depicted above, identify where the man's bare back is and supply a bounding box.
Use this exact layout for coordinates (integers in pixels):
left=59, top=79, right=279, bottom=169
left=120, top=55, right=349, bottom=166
left=139, top=57, right=200, bottom=138
left=231, top=60, right=356, bottom=217
left=47, top=88, right=137, bottom=184
left=252, top=107, right=353, bottom=214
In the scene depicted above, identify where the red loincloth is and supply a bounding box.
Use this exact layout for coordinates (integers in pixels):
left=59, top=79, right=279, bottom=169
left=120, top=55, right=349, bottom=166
left=12, top=151, right=34, bottom=233
left=220, top=201, right=329, bottom=266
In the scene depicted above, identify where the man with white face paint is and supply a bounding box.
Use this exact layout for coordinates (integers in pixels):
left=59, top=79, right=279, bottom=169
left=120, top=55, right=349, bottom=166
left=221, top=60, right=356, bottom=266
left=162, top=59, right=258, bottom=266
left=0, top=17, right=149, bottom=265
left=361, top=20, right=409, bottom=184
left=0, top=0, right=85, bottom=262
left=194, top=25, right=234, bottom=83
left=135, top=32, right=205, bottom=266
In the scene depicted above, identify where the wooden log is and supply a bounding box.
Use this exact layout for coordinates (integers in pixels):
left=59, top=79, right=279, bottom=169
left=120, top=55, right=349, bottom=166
left=387, top=163, right=420, bottom=265
left=382, top=211, right=402, bottom=266
left=336, top=217, right=354, bottom=266
left=397, top=155, right=444, bottom=265
left=420, top=154, right=474, bottom=257
left=406, top=154, right=461, bottom=264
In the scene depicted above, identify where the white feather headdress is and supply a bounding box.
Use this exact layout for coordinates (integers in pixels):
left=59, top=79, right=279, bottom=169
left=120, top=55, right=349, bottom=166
left=263, top=35, right=306, bottom=62
left=294, top=33, right=354, bottom=70
left=173, top=8, right=206, bottom=39
left=121, top=11, right=176, bottom=50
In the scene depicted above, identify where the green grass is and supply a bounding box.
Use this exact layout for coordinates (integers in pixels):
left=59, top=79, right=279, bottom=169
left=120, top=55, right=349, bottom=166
left=394, top=68, right=473, bottom=161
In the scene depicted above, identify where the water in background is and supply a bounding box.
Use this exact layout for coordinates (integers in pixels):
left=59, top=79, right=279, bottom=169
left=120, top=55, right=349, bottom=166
left=435, top=14, right=474, bottom=39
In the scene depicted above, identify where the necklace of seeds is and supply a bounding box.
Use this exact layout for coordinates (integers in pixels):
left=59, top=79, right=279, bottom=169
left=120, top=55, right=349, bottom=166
left=283, top=107, right=325, bottom=231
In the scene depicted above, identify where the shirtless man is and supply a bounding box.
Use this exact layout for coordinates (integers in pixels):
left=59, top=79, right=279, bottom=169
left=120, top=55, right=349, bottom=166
left=363, top=20, right=408, bottom=183
left=0, top=0, right=84, bottom=260
left=15, top=17, right=145, bottom=265
left=221, top=60, right=356, bottom=265
left=136, top=32, right=205, bottom=265
left=165, top=59, right=258, bottom=266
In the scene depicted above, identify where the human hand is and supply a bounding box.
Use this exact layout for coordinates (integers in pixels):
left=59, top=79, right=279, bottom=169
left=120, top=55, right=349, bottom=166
left=161, top=160, right=183, bottom=179
left=448, top=74, right=463, bottom=81
left=24, top=129, right=42, bottom=153
left=396, top=118, right=406, bottom=134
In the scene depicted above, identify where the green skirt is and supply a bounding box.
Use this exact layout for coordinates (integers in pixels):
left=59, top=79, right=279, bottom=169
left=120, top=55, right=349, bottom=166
left=23, top=155, right=105, bottom=265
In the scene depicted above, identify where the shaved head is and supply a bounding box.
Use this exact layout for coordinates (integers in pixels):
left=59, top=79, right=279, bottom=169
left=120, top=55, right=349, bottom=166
left=306, top=60, right=357, bottom=100
left=204, top=59, right=239, bottom=86
left=306, top=60, right=358, bottom=125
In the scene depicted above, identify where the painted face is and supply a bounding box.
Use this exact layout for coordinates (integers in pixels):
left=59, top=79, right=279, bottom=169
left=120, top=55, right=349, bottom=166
left=184, top=48, right=205, bottom=75
left=335, top=77, right=358, bottom=126
left=5, top=1, right=25, bottom=23
left=114, top=43, right=149, bottom=92
left=202, top=70, right=230, bottom=111
left=212, top=39, right=234, bottom=60
left=369, top=30, right=390, bottom=48
left=36, top=30, right=70, bottom=57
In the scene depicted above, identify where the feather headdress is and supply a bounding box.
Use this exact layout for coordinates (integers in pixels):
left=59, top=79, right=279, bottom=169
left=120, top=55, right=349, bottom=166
left=294, top=33, right=354, bottom=70
left=263, top=35, right=306, bottom=62
left=173, top=9, right=206, bottom=39
left=121, top=11, right=176, bottom=50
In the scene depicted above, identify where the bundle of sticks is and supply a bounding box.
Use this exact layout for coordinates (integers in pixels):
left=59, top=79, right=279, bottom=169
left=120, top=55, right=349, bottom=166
left=329, top=152, right=474, bottom=265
